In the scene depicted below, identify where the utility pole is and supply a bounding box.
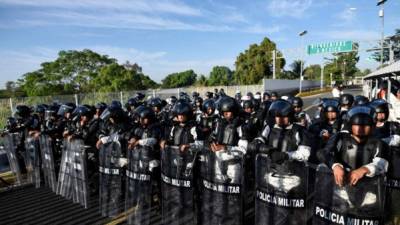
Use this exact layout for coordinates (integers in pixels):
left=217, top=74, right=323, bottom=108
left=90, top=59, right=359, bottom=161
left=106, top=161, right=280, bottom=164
left=377, top=0, right=387, bottom=66
left=272, top=50, right=276, bottom=79
left=299, top=30, right=307, bottom=93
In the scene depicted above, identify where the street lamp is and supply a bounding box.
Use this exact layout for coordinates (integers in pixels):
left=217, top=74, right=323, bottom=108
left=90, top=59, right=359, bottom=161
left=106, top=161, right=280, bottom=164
left=299, top=30, right=307, bottom=93
left=377, top=0, right=387, bottom=66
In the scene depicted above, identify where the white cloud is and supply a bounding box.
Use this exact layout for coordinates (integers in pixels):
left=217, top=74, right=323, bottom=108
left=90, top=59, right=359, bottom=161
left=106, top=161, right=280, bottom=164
left=336, top=7, right=357, bottom=24
left=267, top=0, right=313, bottom=18
left=244, top=24, right=283, bottom=34
left=0, top=46, right=236, bottom=84
left=0, top=0, right=202, bottom=16
left=317, top=30, right=380, bottom=41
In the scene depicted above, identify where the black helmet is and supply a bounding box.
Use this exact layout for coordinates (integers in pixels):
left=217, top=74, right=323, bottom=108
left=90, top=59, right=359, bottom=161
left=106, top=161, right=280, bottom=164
left=270, top=92, right=279, bottom=99
left=218, top=97, right=239, bottom=115
left=45, top=103, right=60, bottom=120
left=195, top=97, right=203, bottom=106
left=192, top=91, right=199, bottom=98
left=57, top=103, right=76, bottom=116
left=173, top=100, right=193, bottom=117
left=136, top=106, right=155, bottom=121
left=354, top=95, right=369, bottom=106
left=110, top=100, right=122, bottom=110
left=235, top=92, right=242, bottom=102
left=205, top=91, right=213, bottom=99
left=339, top=94, right=354, bottom=106
left=35, top=104, right=47, bottom=114
left=148, top=98, right=163, bottom=109
left=202, top=99, right=216, bottom=114
left=71, top=105, right=91, bottom=121
left=134, top=92, right=145, bottom=101
left=14, top=105, right=31, bottom=119
left=108, top=100, right=125, bottom=122
left=321, top=99, right=340, bottom=113
left=369, top=99, right=389, bottom=119
left=290, top=97, right=303, bottom=108
left=263, top=91, right=271, bottom=99
left=126, top=98, right=140, bottom=109
left=95, top=102, right=107, bottom=111
left=268, top=99, right=294, bottom=118
left=348, top=106, right=375, bottom=126
left=243, top=100, right=254, bottom=109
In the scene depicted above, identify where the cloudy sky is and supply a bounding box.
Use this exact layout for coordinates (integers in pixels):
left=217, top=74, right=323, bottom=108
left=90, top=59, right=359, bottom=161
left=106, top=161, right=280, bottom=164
left=0, top=0, right=399, bottom=87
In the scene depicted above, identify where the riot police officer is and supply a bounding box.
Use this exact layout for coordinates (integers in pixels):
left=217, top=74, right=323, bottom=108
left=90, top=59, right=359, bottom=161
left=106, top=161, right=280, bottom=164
left=318, top=105, right=388, bottom=187
left=210, top=96, right=247, bottom=153
left=248, top=99, right=311, bottom=163
left=289, top=97, right=311, bottom=128
left=309, top=99, right=342, bottom=149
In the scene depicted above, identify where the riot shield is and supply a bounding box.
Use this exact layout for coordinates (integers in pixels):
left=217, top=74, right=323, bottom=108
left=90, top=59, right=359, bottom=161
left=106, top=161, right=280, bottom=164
left=384, top=147, right=400, bottom=223
left=198, top=148, right=244, bottom=225
left=161, top=145, right=198, bottom=225
left=39, top=134, right=57, bottom=192
left=24, top=136, right=42, bottom=187
left=255, top=154, right=309, bottom=225
left=70, top=139, right=89, bottom=208
left=99, top=137, right=123, bottom=217
left=56, top=139, right=74, bottom=200
left=125, top=145, right=156, bottom=225
left=312, top=165, right=385, bottom=225
left=2, top=133, right=22, bottom=185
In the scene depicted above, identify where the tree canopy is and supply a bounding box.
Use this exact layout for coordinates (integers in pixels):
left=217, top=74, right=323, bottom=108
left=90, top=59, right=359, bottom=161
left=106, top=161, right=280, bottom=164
left=161, top=70, right=197, bottom=88
left=234, top=37, right=285, bottom=84
left=17, top=49, right=157, bottom=96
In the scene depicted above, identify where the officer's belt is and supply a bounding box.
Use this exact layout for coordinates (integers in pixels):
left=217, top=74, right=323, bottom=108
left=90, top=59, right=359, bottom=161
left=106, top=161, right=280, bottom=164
left=126, top=170, right=151, bottom=181
left=99, top=166, right=120, bottom=175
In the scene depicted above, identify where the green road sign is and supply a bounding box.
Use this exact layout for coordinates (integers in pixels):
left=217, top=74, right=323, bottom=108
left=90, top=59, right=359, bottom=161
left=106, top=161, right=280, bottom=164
left=307, top=41, right=353, bottom=55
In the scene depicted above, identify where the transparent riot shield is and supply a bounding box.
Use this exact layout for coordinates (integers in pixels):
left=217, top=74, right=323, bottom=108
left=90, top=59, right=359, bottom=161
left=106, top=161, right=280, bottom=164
left=70, top=139, right=89, bottom=208
left=99, top=137, right=123, bottom=217
left=2, top=133, right=22, bottom=185
left=255, top=154, right=309, bottom=225
left=198, top=148, right=244, bottom=225
left=39, top=134, right=57, bottom=192
left=312, top=165, right=385, bottom=225
left=56, top=139, right=74, bottom=200
left=125, top=145, right=156, bottom=225
left=385, top=147, right=400, bottom=222
left=161, top=145, right=198, bottom=225
left=24, top=136, right=42, bottom=188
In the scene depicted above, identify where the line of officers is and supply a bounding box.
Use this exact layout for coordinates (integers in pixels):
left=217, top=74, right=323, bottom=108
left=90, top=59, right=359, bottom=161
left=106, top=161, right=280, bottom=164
left=4, top=90, right=400, bottom=224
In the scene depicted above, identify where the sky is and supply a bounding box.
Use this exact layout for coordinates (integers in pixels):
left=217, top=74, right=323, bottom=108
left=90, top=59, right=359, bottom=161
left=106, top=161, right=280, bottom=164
left=0, top=0, right=399, bottom=88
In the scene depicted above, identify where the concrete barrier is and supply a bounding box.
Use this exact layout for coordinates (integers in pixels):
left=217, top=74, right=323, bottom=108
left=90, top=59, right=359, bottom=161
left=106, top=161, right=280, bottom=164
left=263, top=79, right=321, bottom=94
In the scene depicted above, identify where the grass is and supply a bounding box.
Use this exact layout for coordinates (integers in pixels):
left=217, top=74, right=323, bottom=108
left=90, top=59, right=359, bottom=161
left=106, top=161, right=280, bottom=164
left=295, top=87, right=332, bottom=97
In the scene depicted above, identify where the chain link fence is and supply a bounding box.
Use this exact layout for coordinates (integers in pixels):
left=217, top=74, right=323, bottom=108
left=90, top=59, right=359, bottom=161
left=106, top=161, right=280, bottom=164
left=0, top=84, right=264, bottom=128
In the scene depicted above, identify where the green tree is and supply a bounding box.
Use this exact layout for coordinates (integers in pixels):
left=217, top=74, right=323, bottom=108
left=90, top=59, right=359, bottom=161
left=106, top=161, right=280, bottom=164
left=18, top=49, right=157, bottom=96
left=195, top=75, right=208, bottom=86
left=304, top=64, right=321, bottom=80
left=371, top=29, right=400, bottom=65
left=161, top=70, right=197, bottom=88
left=235, top=37, right=285, bottom=84
left=323, top=45, right=360, bottom=84
left=289, top=60, right=304, bottom=79
left=208, top=66, right=233, bottom=86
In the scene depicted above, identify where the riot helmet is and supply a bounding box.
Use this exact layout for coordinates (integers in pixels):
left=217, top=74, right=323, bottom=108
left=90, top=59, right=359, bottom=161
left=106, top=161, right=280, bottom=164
left=354, top=95, right=369, bottom=106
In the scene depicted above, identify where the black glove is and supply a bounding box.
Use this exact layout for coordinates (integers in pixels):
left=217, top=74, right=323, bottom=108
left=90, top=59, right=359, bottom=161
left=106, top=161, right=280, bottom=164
left=259, top=145, right=275, bottom=154
left=248, top=140, right=261, bottom=153
left=270, top=150, right=288, bottom=164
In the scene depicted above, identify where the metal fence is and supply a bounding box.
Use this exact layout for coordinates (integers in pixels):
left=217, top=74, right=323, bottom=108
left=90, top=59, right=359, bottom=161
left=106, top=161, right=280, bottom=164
left=0, top=84, right=264, bottom=128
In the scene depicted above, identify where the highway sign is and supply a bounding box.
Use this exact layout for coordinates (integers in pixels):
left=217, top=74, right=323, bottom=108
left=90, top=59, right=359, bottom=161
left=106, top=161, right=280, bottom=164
left=307, top=41, right=353, bottom=55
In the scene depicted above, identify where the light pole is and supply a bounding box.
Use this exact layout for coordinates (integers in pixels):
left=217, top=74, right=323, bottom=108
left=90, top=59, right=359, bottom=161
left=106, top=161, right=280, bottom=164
left=377, top=0, right=387, bottom=66
left=299, top=30, right=307, bottom=93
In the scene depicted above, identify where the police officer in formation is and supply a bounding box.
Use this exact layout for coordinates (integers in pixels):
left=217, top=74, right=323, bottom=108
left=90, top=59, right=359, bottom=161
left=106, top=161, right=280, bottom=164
left=4, top=88, right=400, bottom=225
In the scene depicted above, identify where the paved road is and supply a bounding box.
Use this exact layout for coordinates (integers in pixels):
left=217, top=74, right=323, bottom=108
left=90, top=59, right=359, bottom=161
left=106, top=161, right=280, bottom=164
left=302, top=88, right=362, bottom=117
